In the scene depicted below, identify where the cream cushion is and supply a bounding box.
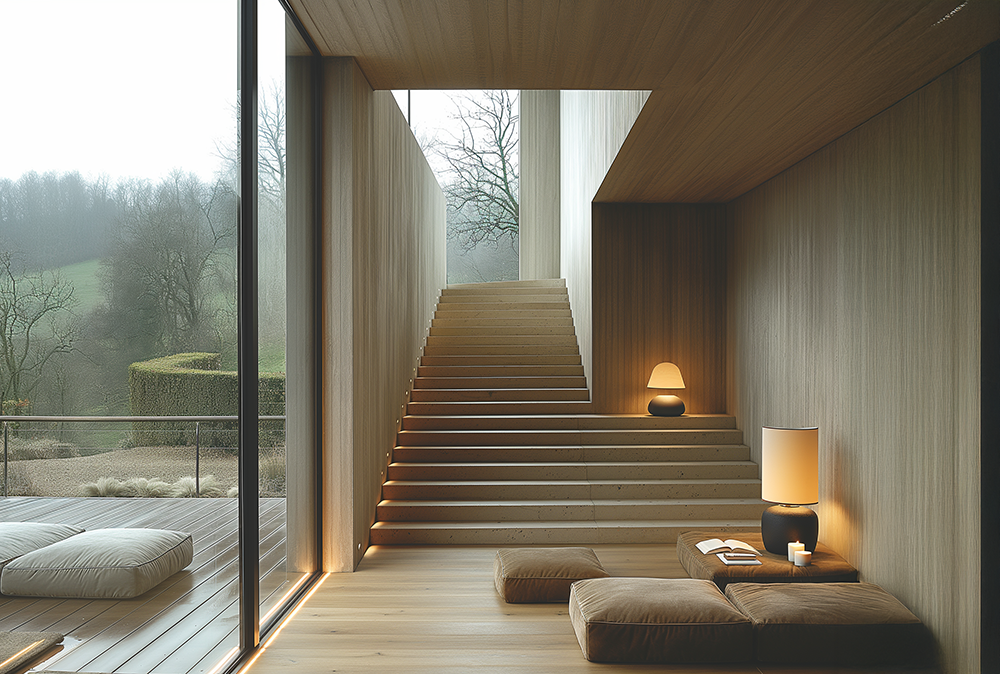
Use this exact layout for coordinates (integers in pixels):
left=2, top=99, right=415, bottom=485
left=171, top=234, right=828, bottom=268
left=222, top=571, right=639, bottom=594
left=494, top=547, right=609, bottom=603
left=1, top=528, right=192, bottom=599
left=0, top=522, right=84, bottom=575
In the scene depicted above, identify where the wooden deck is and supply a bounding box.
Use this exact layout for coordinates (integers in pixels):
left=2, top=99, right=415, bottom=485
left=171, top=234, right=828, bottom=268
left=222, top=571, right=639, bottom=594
left=0, top=497, right=304, bottom=674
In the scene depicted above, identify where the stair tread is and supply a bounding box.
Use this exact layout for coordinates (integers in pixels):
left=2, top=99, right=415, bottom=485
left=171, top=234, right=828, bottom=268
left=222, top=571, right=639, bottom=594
left=379, top=497, right=766, bottom=506
left=384, top=478, right=761, bottom=486
left=372, top=519, right=763, bottom=529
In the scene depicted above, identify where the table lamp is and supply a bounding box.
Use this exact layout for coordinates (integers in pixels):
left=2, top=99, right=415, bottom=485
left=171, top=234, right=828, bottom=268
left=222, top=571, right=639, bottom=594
left=760, top=426, right=819, bottom=554
left=647, top=362, right=685, bottom=416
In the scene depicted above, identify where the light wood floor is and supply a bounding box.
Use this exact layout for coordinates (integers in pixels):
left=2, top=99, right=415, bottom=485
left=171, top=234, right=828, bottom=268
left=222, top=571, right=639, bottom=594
left=248, top=544, right=939, bottom=674
left=0, top=497, right=303, bottom=674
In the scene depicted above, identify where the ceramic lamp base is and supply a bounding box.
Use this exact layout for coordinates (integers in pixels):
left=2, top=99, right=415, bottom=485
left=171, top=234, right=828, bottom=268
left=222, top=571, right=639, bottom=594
left=648, top=394, right=685, bottom=416
left=761, top=504, right=818, bottom=554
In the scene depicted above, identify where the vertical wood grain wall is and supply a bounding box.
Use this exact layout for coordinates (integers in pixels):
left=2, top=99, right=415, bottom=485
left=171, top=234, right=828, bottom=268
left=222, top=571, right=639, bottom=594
left=322, top=58, right=446, bottom=572
left=520, top=90, right=560, bottom=279
left=592, top=204, right=727, bottom=413
left=728, top=57, right=981, bottom=673
left=560, top=90, right=649, bottom=388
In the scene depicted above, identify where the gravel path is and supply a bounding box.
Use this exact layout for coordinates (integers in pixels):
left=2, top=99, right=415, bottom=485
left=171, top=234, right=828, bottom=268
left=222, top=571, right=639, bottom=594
left=7, top=446, right=240, bottom=497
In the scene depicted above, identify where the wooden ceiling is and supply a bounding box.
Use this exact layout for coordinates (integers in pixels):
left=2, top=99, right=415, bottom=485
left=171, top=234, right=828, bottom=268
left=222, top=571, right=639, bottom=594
left=287, top=0, right=999, bottom=202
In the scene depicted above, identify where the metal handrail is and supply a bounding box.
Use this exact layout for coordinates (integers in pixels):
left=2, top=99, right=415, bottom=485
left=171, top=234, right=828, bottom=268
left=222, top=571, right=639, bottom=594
left=1, top=414, right=286, bottom=498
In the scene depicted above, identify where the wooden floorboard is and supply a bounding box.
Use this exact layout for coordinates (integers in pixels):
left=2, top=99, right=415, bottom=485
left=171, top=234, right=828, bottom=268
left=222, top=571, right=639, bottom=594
left=0, top=496, right=298, bottom=674
left=248, top=545, right=939, bottom=674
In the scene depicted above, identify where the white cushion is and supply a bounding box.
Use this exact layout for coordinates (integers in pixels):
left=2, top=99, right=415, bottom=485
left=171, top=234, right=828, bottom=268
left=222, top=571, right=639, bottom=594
left=1, top=528, right=192, bottom=599
left=0, top=522, right=84, bottom=574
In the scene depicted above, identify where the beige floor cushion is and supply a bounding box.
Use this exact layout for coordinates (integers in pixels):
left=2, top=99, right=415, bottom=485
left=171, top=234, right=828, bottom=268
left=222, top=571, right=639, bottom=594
left=0, top=522, right=84, bottom=575
left=569, top=577, right=753, bottom=663
left=0, top=631, right=64, bottom=674
left=1, top=528, right=192, bottom=599
left=494, top=547, right=609, bottom=603
left=725, top=582, right=935, bottom=666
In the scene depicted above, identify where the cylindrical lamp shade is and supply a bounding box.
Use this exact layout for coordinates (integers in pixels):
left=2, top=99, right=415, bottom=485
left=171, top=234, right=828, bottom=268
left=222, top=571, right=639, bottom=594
left=761, top=427, right=818, bottom=505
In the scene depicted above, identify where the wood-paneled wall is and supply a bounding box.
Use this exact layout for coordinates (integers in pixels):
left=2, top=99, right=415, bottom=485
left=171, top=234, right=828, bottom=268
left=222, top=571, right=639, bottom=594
left=519, top=90, right=560, bottom=280
left=728, top=57, right=981, bottom=673
left=560, top=90, right=649, bottom=388
left=592, top=204, right=727, bottom=414
left=322, top=58, right=446, bottom=572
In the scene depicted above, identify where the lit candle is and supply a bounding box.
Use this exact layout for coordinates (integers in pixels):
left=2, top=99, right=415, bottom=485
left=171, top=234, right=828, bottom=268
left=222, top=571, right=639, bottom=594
left=794, top=550, right=812, bottom=567
left=787, top=542, right=805, bottom=562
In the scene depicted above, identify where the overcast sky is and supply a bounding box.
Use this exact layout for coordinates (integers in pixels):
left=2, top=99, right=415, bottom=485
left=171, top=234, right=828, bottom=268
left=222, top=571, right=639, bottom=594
left=0, top=0, right=285, bottom=183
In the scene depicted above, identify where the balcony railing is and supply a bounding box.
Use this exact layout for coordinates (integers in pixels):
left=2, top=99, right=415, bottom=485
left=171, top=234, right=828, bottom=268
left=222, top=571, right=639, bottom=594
left=0, top=415, right=285, bottom=498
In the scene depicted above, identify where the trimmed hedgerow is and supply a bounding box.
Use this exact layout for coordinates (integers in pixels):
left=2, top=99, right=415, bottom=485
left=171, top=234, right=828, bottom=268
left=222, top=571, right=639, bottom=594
left=129, top=353, right=285, bottom=447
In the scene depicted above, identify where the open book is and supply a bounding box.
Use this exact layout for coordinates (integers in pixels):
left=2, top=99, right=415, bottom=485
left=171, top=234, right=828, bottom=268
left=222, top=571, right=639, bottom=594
left=695, top=538, right=760, bottom=555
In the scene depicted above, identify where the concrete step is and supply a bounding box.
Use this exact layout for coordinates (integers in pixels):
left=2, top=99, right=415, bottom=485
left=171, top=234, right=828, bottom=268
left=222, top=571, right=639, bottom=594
left=423, top=344, right=580, bottom=357
left=426, top=334, right=579, bottom=346
left=406, top=400, right=594, bottom=415
left=412, top=376, right=588, bottom=389
left=369, top=519, right=762, bottom=545
left=408, top=388, right=591, bottom=402
left=392, top=444, right=753, bottom=463
left=429, top=325, right=577, bottom=336
left=376, top=498, right=768, bottom=522
left=387, top=460, right=760, bottom=481
left=395, top=428, right=745, bottom=446
left=419, top=354, right=582, bottom=366
left=431, top=316, right=575, bottom=327
left=416, top=364, right=586, bottom=378
left=400, top=414, right=737, bottom=431
left=434, top=309, right=571, bottom=319
left=382, top=479, right=761, bottom=500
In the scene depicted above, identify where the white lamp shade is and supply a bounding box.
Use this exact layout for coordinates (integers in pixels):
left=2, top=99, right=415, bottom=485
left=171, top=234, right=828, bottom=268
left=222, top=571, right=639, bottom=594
left=761, top=426, right=818, bottom=505
left=647, top=362, right=685, bottom=389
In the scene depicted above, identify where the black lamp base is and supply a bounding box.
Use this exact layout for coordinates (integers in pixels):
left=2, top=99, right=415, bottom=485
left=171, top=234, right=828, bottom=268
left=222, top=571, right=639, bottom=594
left=648, top=394, right=685, bottom=416
left=761, top=505, right=818, bottom=554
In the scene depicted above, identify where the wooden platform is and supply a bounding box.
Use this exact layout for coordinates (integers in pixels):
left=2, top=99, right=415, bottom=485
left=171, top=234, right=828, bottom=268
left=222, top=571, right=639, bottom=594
left=248, top=544, right=939, bottom=674
left=0, top=497, right=303, bottom=674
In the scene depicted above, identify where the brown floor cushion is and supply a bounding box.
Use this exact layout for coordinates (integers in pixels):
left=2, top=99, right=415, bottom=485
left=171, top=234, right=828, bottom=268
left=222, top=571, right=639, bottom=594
left=725, top=582, right=936, bottom=666
left=569, top=577, right=753, bottom=663
left=493, top=547, right=608, bottom=603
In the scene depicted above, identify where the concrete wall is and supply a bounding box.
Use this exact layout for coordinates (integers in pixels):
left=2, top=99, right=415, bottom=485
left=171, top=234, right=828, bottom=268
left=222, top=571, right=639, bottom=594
left=728, top=57, right=981, bottom=673
left=322, top=58, right=446, bottom=571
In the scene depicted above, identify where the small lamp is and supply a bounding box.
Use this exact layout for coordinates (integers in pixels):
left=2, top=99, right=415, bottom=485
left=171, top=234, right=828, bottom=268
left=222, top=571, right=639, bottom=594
left=760, top=426, right=819, bottom=554
left=647, top=362, right=685, bottom=416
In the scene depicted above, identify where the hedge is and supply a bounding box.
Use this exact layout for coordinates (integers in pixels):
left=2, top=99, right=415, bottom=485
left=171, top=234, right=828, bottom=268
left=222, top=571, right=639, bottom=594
left=129, top=353, right=285, bottom=447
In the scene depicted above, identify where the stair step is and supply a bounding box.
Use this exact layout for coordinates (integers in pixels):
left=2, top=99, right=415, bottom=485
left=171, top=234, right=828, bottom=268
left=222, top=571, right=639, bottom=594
left=426, top=334, right=579, bottom=346
left=387, top=461, right=760, bottom=481
left=376, top=498, right=768, bottom=522
left=413, top=376, right=588, bottom=389
left=400, top=414, right=737, bottom=430
left=416, top=365, right=585, bottom=378
left=382, top=479, right=761, bottom=500
left=423, top=344, right=580, bottom=356
left=392, top=445, right=752, bottom=462
left=408, top=388, right=591, bottom=402
left=439, top=290, right=568, bottom=301
left=420, top=354, right=582, bottom=366
left=369, top=519, right=762, bottom=545
left=430, top=325, right=577, bottom=336
left=407, top=400, right=593, bottom=415
left=431, top=316, right=575, bottom=327
left=434, top=309, right=572, bottom=320
left=396, top=428, right=745, bottom=446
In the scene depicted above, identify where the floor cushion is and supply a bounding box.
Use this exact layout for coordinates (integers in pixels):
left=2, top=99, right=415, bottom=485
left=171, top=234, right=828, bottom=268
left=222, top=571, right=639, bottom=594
left=569, top=577, right=753, bottom=663
left=1, top=528, right=192, bottom=599
left=0, top=522, right=84, bottom=575
left=725, top=582, right=935, bottom=665
left=493, top=547, right=609, bottom=603
left=0, top=631, right=63, bottom=674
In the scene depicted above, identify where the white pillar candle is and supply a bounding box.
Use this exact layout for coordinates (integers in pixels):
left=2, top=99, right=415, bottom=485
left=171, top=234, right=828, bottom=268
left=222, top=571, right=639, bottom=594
left=787, top=542, right=805, bottom=562
left=794, top=550, right=812, bottom=567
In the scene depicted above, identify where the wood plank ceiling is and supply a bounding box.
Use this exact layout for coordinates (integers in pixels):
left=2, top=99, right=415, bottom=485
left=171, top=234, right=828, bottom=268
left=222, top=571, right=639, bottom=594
left=287, top=0, right=999, bottom=202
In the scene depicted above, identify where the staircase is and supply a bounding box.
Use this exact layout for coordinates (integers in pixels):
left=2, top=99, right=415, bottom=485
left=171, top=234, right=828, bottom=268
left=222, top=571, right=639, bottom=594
left=370, top=279, right=766, bottom=545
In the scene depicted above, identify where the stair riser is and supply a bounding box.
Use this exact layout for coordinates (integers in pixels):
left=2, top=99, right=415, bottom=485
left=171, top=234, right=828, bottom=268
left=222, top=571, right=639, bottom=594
left=419, top=355, right=582, bottom=366
left=431, top=318, right=575, bottom=329
left=430, top=326, right=576, bottom=336
left=401, top=415, right=736, bottom=430
left=426, top=335, right=579, bottom=346
left=392, top=445, right=752, bottom=462
left=406, top=401, right=594, bottom=415
left=413, top=377, right=588, bottom=389
left=408, top=389, right=591, bottom=402
left=376, top=501, right=769, bottom=522
left=381, top=481, right=761, bottom=500
left=387, top=463, right=760, bottom=481
left=434, top=310, right=571, bottom=319
left=369, top=522, right=761, bottom=545
left=423, top=345, right=580, bottom=356
left=416, top=365, right=585, bottom=378
left=396, top=429, right=745, bottom=445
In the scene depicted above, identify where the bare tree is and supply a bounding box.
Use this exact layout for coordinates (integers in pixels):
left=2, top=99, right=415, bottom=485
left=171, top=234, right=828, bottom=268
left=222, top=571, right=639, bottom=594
left=0, top=250, right=77, bottom=404
left=437, top=90, right=519, bottom=251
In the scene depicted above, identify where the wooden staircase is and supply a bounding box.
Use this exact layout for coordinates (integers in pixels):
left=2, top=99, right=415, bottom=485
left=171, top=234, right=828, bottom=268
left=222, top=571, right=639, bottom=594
left=370, top=279, right=766, bottom=545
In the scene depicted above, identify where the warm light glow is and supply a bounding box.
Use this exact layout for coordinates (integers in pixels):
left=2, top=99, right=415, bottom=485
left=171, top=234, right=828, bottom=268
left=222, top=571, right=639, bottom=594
left=205, top=647, right=240, bottom=674
left=761, top=426, right=818, bottom=505
left=647, top=362, right=685, bottom=389
left=237, top=573, right=331, bottom=673
left=0, top=641, right=44, bottom=670
left=260, top=574, right=312, bottom=624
